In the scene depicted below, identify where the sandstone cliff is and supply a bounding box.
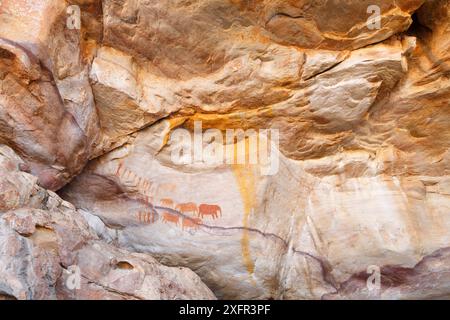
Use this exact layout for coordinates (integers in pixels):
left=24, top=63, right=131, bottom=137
left=0, top=0, right=449, bottom=299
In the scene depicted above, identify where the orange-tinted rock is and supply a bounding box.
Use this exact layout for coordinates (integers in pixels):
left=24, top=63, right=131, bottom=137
left=0, top=0, right=449, bottom=300
left=0, top=145, right=215, bottom=300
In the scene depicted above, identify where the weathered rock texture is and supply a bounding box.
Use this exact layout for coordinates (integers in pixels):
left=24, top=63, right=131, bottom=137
left=0, top=145, right=215, bottom=299
left=1, top=0, right=449, bottom=300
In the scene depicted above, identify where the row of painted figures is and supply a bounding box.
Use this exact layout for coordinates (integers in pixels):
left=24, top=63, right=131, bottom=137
left=115, top=163, right=223, bottom=231
left=161, top=199, right=222, bottom=219
left=136, top=201, right=222, bottom=232
left=136, top=210, right=202, bottom=231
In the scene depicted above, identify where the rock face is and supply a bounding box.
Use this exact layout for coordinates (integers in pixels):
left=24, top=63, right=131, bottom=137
left=0, top=0, right=99, bottom=190
left=1, top=0, right=450, bottom=300
left=0, top=145, right=215, bottom=299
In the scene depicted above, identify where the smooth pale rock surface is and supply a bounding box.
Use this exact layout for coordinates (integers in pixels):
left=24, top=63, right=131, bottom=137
left=0, top=145, right=215, bottom=300
left=0, top=0, right=449, bottom=300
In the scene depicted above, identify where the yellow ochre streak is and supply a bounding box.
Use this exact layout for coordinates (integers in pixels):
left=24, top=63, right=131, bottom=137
left=232, top=139, right=257, bottom=281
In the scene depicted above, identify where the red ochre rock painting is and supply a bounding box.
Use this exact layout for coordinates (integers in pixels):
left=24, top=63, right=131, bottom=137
left=198, top=204, right=222, bottom=219
left=175, top=202, right=198, bottom=215
left=116, top=164, right=223, bottom=231
left=162, top=211, right=180, bottom=225
left=137, top=210, right=157, bottom=224
left=160, top=198, right=174, bottom=208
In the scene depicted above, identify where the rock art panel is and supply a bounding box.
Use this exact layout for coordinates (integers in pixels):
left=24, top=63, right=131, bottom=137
left=0, top=0, right=449, bottom=301
left=0, top=144, right=215, bottom=300
left=62, top=114, right=450, bottom=299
